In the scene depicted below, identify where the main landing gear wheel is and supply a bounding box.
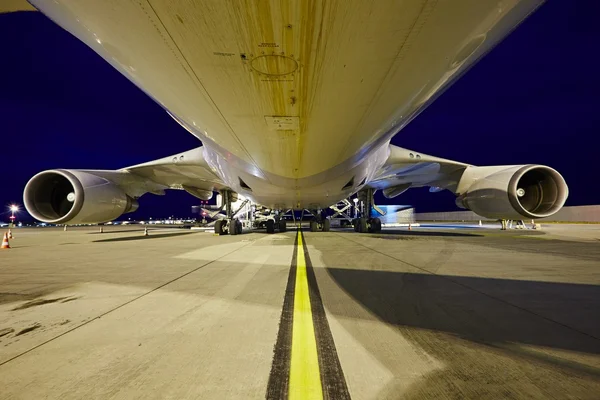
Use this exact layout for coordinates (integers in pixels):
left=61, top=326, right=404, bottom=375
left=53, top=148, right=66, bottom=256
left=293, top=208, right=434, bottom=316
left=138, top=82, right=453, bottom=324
left=278, top=220, right=287, bottom=232
left=310, top=220, right=318, bottom=232
left=357, top=217, right=368, bottom=233
left=369, top=217, right=382, bottom=233
left=214, top=220, right=226, bottom=235
left=229, top=219, right=242, bottom=235
left=322, top=219, right=331, bottom=232
left=353, top=217, right=381, bottom=233
left=266, top=219, right=275, bottom=234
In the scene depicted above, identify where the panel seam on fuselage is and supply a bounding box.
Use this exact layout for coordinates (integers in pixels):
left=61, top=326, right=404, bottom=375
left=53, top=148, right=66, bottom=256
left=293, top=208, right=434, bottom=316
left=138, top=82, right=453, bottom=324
left=143, top=0, right=262, bottom=173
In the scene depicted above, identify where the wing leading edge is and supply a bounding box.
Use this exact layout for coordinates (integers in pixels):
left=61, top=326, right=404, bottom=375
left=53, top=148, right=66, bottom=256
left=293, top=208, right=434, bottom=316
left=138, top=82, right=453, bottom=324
left=121, top=146, right=228, bottom=199
left=368, top=144, right=470, bottom=197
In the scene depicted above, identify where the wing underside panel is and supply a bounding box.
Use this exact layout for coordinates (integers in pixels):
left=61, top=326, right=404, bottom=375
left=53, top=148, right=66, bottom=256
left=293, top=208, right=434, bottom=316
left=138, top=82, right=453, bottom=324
left=0, top=0, right=36, bottom=14
left=122, top=147, right=228, bottom=195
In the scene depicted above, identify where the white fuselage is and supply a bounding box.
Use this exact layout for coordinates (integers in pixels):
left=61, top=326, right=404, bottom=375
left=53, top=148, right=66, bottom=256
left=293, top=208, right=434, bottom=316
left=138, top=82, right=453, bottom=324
left=30, top=0, right=544, bottom=208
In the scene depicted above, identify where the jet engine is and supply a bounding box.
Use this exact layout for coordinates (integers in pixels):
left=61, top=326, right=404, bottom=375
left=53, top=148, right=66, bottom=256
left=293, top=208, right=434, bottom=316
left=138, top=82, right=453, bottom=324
left=455, top=165, right=568, bottom=219
left=24, top=169, right=139, bottom=225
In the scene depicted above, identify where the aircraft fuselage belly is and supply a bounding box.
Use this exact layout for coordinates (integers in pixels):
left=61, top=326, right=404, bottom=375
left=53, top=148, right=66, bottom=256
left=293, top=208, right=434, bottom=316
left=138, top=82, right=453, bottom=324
left=30, top=0, right=544, bottom=208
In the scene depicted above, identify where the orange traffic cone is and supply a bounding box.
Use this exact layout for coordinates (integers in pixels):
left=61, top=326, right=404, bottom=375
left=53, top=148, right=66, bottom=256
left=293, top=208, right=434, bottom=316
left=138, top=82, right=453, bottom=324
left=1, top=232, right=10, bottom=249
left=7, top=229, right=13, bottom=239
left=144, top=227, right=148, bottom=236
left=408, top=222, right=412, bottom=231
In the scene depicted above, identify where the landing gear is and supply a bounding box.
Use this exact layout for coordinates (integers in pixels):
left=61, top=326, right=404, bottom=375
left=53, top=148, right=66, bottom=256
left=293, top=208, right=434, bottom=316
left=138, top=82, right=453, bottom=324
left=352, top=188, right=383, bottom=233
left=352, top=217, right=382, bottom=233
left=278, top=220, right=287, bottom=232
left=214, top=218, right=242, bottom=235
left=214, top=190, right=244, bottom=235
left=370, top=217, right=382, bottom=233
left=308, top=210, right=331, bottom=232
left=356, top=217, right=368, bottom=233
left=258, top=213, right=287, bottom=234
left=229, top=219, right=242, bottom=235
left=214, top=220, right=225, bottom=235
left=264, top=219, right=286, bottom=233
left=266, top=219, right=275, bottom=234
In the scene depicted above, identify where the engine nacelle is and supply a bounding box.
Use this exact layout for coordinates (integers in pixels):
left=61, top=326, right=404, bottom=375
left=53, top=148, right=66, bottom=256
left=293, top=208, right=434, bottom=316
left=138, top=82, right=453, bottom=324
left=455, top=165, right=568, bottom=219
left=24, top=169, right=138, bottom=225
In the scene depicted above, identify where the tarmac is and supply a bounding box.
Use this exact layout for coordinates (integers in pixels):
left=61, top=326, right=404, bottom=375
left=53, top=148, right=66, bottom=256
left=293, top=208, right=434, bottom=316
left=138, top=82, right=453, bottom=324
left=0, top=223, right=599, bottom=399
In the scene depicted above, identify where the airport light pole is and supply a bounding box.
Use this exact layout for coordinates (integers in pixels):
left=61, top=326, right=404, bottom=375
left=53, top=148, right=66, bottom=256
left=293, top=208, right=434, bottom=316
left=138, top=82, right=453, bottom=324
left=9, top=204, right=18, bottom=227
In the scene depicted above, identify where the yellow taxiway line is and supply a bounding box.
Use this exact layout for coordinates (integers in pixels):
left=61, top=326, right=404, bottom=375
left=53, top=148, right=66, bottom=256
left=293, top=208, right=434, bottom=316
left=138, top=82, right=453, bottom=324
left=288, top=230, right=323, bottom=400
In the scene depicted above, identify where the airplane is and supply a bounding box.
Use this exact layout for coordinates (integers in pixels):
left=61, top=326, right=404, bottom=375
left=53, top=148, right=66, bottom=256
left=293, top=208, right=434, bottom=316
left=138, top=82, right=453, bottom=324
left=3, top=0, right=568, bottom=235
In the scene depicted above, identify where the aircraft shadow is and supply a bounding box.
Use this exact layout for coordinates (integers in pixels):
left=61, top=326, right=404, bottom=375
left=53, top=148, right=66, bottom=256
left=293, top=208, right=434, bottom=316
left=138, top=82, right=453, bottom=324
left=325, top=267, right=600, bottom=358
left=319, top=227, right=482, bottom=238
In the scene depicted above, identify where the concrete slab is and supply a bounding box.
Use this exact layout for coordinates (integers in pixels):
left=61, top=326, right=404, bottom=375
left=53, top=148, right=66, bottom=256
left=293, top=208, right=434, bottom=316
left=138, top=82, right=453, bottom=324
left=0, top=226, right=295, bottom=399
left=303, top=229, right=600, bottom=399
left=1, top=225, right=599, bottom=399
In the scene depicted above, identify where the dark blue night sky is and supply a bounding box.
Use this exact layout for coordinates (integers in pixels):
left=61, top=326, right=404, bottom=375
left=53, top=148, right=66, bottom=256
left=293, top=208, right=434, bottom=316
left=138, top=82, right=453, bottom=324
left=1, top=1, right=599, bottom=222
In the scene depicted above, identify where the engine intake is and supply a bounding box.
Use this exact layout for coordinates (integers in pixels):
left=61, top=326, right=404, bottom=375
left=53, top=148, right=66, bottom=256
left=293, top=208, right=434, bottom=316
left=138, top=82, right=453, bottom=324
left=24, top=169, right=138, bottom=224
left=456, top=165, right=568, bottom=219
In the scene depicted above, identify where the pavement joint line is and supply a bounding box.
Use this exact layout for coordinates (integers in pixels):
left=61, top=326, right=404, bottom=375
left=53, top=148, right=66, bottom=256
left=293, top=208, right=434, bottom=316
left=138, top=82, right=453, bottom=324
left=267, top=230, right=350, bottom=400
left=301, top=230, right=351, bottom=399
left=266, top=231, right=298, bottom=399
left=0, top=236, right=257, bottom=368
left=333, top=232, right=600, bottom=344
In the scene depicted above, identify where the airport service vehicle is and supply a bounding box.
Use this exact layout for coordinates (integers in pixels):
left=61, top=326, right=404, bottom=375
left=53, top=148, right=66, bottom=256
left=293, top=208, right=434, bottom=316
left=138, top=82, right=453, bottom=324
left=5, top=0, right=568, bottom=234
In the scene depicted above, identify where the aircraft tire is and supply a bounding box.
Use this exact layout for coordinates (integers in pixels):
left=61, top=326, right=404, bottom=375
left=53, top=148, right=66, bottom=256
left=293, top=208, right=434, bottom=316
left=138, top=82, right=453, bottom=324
left=310, top=220, right=318, bottom=232
left=229, top=219, right=238, bottom=235
left=278, top=220, right=287, bottom=232
left=266, top=219, right=275, bottom=234
left=214, top=220, right=224, bottom=235
left=358, top=218, right=368, bottom=233
left=369, top=218, right=382, bottom=233
left=229, top=219, right=242, bottom=235
left=322, top=219, right=331, bottom=232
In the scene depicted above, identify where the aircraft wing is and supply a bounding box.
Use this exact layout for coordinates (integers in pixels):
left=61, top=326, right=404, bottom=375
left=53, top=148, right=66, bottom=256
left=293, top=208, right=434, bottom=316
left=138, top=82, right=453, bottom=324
left=0, top=0, right=36, bottom=14
left=121, top=146, right=228, bottom=199
left=367, top=144, right=470, bottom=196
